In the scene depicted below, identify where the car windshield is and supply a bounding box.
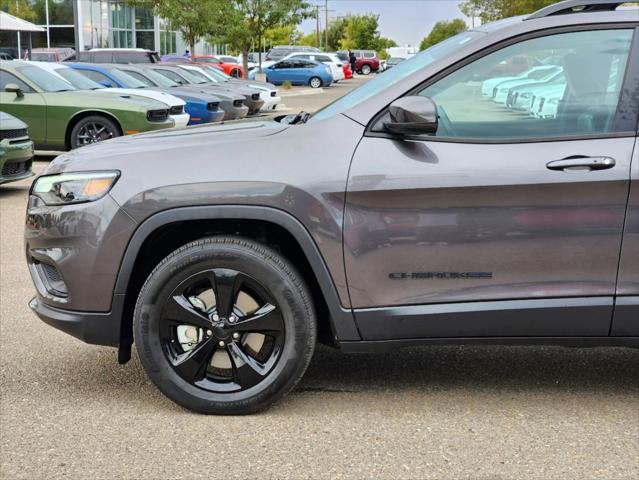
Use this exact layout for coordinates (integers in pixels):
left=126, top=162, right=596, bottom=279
left=143, top=68, right=178, bottom=87
left=310, top=30, right=483, bottom=121
left=16, top=65, right=76, bottom=92
left=109, top=68, right=148, bottom=88
left=201, top=66, right=230, bottom=82
left=56, top=67, right=103, bottom=90
left=180, top=68, right=210, bottom=83
left=176, top=67, right=206, bottom=84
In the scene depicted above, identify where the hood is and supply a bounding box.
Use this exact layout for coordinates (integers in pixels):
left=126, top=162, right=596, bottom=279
left=0, top=111, right=28, bottom=130
left=148, top=87, right=223, bottom=104
left=45, top=90, right=168, bottom=110
left=107, top=88, right=185, bottom=107
left=44, top=120, right=289, bottom=174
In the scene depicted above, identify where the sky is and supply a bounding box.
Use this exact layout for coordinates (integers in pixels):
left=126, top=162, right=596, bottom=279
left=300, top=0, right=472, bottom=48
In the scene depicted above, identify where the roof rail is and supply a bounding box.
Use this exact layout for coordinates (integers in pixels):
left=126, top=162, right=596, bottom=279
left=526, top=0, right=627, bottom=20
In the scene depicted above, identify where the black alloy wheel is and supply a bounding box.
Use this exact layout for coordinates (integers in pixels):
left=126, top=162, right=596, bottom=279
left=70, top=115, right=120, bottom=149
left=134, top=236, right=317, bottom=414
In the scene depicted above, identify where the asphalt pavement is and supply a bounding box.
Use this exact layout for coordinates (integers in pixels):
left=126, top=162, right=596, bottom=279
left=1, top=77, right=638, bottom=479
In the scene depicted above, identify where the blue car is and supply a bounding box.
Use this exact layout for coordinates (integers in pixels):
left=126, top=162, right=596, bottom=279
left=264, top=59, right=333, bottom=88
left=66, top=63, right=225, bottom=125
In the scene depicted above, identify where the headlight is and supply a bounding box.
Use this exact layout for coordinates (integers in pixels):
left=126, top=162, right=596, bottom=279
left=32, top=171, right=119, bottom=205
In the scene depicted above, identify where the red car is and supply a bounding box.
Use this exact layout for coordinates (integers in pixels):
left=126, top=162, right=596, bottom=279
left=191, top=55, right=244, bottom=78
left=352, top=50, right=380, bottom=75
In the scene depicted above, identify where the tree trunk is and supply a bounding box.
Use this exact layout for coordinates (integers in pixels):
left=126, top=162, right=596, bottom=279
left=242, top=45, right=249, bottom=79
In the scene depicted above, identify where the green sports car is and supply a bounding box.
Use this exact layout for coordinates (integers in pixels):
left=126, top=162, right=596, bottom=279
left=0, top=61, right=174, bottom=150
left=0, top=111, right=33, bottom=185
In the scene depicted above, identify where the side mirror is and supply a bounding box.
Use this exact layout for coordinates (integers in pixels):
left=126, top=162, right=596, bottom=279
left=5, top=83, right=24, bottom=98
left=384, top=96, right=438, bottom=135
left=100, top=80, right=112, bottom=88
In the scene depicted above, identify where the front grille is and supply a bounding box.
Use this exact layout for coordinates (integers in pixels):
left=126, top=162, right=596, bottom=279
left=169, top=105, right=184, bottom=115
left=0, top=128, right=28, bottom=140
left=270, top=91, right=277, bottom=97
left=1, top=159, right=31, bottom=177
left=146, top=109, right=169, bottom=122
left=207, top=102, right=220, bottom=111
left=36, top=262, right=68, bottom=297
left=233, top=99, right=244, bottom=107
left=251, top=93, right=260, bottom=101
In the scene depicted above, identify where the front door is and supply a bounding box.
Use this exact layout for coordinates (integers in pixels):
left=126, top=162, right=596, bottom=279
left=0, top=70, right=47, bottom=146
left=344, top=27, right=638, bottom=339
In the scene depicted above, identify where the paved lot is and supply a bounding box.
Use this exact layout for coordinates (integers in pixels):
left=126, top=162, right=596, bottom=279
left=1, top=79, right=639, bottom=479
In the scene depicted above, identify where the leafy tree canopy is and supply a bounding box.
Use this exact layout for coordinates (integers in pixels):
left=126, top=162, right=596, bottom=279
left=459, top=0, right=558, bottom=23
left=419, top=18, right=468, bottom=51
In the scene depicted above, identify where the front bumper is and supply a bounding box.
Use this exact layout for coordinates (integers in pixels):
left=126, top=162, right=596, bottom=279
left=171, top=112, right=191, bottom=128
left=29, top=295, right=123, bottom=347
left=0, top=137, right=34, bottom=184
left=259, top=94, right=281, bottom=112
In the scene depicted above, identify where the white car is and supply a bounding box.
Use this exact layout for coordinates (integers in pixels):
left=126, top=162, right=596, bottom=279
left=481, top=65, right=561, bottom=97
left=282, top=52, right=345, bottom=82
left=179, top=64, right=281, bottom=112
left=28, top=61, right=190, bottom=128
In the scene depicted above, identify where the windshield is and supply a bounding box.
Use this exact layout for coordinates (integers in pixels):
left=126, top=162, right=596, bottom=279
left=174, top=67, right=204, bottom=84
left=201, top=65, right=230, bottom=82
left=143, top=68, right=178, bottom=87
left=180, top=68, right=211, bottom=83
left=56, top=67, right=103, bottom=90
left=311, top=30, right=483, bottom=121
left=109, top=68, right=148, bottom=88
left=17, top=65, right=76, bottom=92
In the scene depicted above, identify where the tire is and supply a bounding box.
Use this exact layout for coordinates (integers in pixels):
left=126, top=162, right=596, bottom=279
left=69, top=115, right=120, bottom=150
left=361, top=64, right=372, bottom=75
left=133, top=236, right=317, bottom=415
left=230, top=69, right=241, bottom=78
left=309, top=76, right=322, bottom=89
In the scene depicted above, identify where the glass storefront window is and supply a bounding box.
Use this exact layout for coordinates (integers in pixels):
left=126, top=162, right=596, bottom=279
left=49, top=0, right=74, bottom=25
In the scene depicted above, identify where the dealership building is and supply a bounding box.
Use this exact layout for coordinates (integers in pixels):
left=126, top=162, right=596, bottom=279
left=1, top=0, right=222, bottom=56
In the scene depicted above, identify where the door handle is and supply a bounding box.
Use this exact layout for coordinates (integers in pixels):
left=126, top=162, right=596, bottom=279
left=546, top=156, right=615, bottom=171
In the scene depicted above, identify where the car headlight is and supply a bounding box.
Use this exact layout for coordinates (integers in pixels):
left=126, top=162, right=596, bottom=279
left=32, top=171, right=119, bottom=205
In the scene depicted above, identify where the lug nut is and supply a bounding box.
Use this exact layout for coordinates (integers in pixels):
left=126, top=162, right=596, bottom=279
left=232, top=333, right=240, bottom=340
left=218, top=340, right=226, bottom=347
left=212, top=314, right=220, bottom=321
left=206, top=329, right=213, bottom=336
left=229, top=314, right=237, bottom=323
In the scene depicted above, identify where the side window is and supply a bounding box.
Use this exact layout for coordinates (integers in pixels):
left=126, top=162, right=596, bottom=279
left=316, top=55, right=331, bottom=62
left=418, top=29, right=634, bottom=140
left=114, top=52, right=144, bottom=63
left=275, top=61, right=291, bottom=69
left=0, top=70, right=33, bottom=92
left=80, top=70, right=116, bottom=87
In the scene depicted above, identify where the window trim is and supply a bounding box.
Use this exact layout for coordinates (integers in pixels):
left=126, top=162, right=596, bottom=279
left=0, top=69, right=38, bottom=93
left=365, top=23, right=639, bottom=144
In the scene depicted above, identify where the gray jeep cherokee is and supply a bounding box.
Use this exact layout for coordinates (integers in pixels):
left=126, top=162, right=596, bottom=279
left=25, top=0, right=639, bottom=414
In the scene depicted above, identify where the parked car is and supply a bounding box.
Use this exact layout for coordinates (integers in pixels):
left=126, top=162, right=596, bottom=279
left=190, top=56, right=244, bottom=78
left=144, top=64, right=254, bottom=117
left=264, top=59, right=333, bottom=88
left=0, top=61, right=173, bottom=150
left=67, top=63, right=226, bottom=124
left=340, top=49, right=380, bottom=75
left=181, top=64, right=281, bottom=112
left=26, top=48, right=75, bottom=62
left=505, top=73, right=566, bottom=110
left=481, top=65, right=561, bottom=97
left=0, top=52, right=13, bottom=61
left=385, top=57, right=405, bottom=70
left=160, top=54, right=193, bottom=64
left=30, top=61, right=190, bottom=128
left=77, top=48, right=160, bottom=64
left=491, top=66, right=562, bottom=104
left=24, top=1, right=639, bottom=416
left=0, top=112, right=33, bottom=185
left=286, top=52, right=345, bottom=82
left=529, top=83, right=569, bottom=118
left=334, top=51, right=353, bottom=79
left=265, top=45, right=319, bottom=62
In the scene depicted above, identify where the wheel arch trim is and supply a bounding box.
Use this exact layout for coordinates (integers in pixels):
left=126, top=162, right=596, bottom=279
left=114, top=205, right=361, bottom=341
left=65, top=110, right=123, bottom=149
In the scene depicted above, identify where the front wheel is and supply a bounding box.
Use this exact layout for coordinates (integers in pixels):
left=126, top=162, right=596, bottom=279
left=309, top=76, right=322, bottom=89
left=230, top=68, right=241, bottom=78
left=69, top=115, right=120, bottom=149
left=360, top=64, right=372, bottom=75
left=133, top=236, right=317, bottom=414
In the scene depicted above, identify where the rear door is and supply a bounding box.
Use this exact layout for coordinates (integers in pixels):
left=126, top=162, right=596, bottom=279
left=345, top=26, right=638, bottom=340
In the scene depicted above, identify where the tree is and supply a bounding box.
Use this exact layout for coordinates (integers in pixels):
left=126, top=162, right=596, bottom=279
left=298, top=31, right=318, bottom=48
left=419, top=18, right=468, bottom=51
left=325, top=17, right=347, bottom=51
left=340, top=13, right=380, bottom=50
left=263, top=23, right=303, bottom=49
left=0, top=0, right=39, bottom=23
left=206, top=0, right=311, bottom=75
left=460, top=0, right=557, bottom=23
left=131, top=0, right=216, bottom=54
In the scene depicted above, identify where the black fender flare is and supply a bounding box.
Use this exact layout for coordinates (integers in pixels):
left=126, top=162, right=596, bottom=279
left=114, top=205, right=361, bottom=342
